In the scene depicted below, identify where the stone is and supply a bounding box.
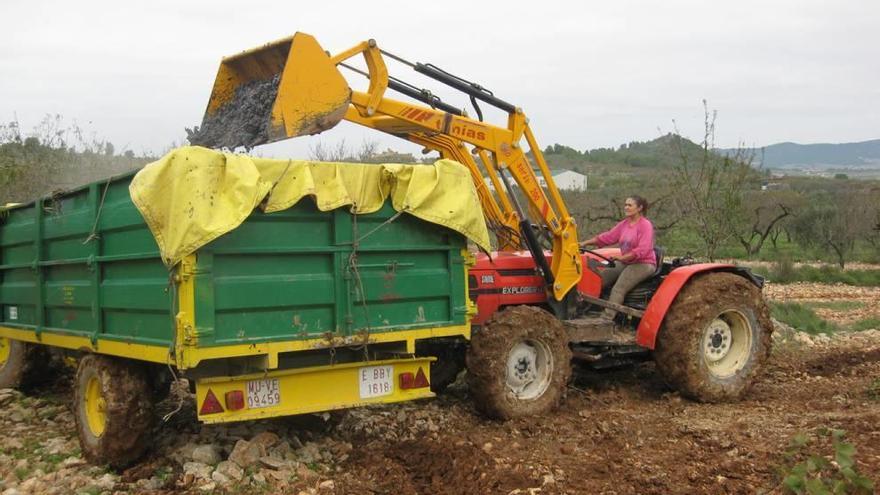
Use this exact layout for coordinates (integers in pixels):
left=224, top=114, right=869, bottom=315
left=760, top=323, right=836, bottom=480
left=252, top=472, right=266, bottom=484
left=211, top=471, right=230, bottom=485
left=197, top=481, right=216, bottom=492
left=270, top=440, right=292, bottom=459
left=60, top=457, right=86, bottom=468
left=250, top=431, right=279, bottom=448
left=228, top=440, right=265, bottom=469
left=296, top=464, right=319, bottom=482
left=259, top=456, right=287, bottom=471
left=183, top=462, right=213, bottom=480
left=214, top=461, right=244, bottom=481
left=318, top=480, right=336, bottom=491
left=192, top=445, right=222, bottom=465
left=295, top=442, right=321, bottom=464
left=95, top=474, right=116, bottom=491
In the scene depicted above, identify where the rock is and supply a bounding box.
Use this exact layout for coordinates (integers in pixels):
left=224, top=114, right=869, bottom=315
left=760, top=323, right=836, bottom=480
left=229, top=439, right=265, bottom=469
left=271, top=440, right=292, bottom=459
left=259, top=456, right=287, bottom=470
left=251, top=431, right=279, bottom=448
left=95, top=473, right=117, bottom=491
left=296, top=464, right=319, bottom=482
left=265, top=469, right=292, bottom=484
left=60, top=457, right=86, bottom=468
left=289, top=435, right=304, bottom=450
left=295, top=442, right=321, bottom=464
left=171, top=443, right=199, bottom=465
left=211, top=471, right=230, bottom=485
left=252, top=472, right=266, bottom=484
left=1, top=489, right=19, bottom=495
left=42, top=437, right=67, bottom=455
left=2, top=438, right=23, bottom=451
left=214, top=461, right=244, bottom=481
left=197, top=481, right=216, bottom=492
left=318, top=480, right=336, bottom=491
left=183, top=462, right=213, bottom=480
left=192, top=445, right=222, bottom=465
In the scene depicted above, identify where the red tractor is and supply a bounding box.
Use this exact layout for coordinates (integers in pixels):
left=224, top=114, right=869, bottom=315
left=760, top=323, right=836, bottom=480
left=195, top=32, right=773, bottom=420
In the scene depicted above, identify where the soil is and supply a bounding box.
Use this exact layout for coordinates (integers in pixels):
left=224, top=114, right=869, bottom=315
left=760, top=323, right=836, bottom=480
left=186, top=75, right=280, bottom=150
left=2, top=284, right=878, bottom=494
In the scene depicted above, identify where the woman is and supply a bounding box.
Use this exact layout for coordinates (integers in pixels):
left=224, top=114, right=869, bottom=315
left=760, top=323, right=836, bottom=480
left=580, top=195, right=656, bottom=322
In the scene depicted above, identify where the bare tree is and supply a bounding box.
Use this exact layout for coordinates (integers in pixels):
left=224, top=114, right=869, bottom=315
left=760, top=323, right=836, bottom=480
left=667, top=101, right=759, bottom=260
left=791, top=191, right=873, bottom=268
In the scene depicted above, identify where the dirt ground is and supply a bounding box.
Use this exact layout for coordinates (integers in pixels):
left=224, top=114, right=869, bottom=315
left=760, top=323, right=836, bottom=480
left=1, top=284, right=879, bottom=495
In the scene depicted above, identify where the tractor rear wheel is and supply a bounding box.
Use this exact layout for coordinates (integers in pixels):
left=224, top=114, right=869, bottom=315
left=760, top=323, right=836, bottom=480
left=74, top=355, right=154, bottom=468
left=0, top=338, right=52, bottom=390
left=466, top=306, right=572, bottom=420
left=654, top=272, right=772, bottom=402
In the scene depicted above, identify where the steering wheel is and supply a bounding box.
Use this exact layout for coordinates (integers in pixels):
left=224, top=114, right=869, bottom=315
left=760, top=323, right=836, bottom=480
left=579, top=247, right=616, bottom=268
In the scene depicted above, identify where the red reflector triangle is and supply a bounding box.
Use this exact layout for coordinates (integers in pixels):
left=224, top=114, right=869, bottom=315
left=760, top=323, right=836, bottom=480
left=200, top=388, right=224, bottom=415
left=414, top=367, right=430, bottom=388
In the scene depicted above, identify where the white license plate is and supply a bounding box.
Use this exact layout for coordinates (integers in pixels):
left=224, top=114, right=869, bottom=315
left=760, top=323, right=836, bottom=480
left=359, top=365, right=394, bottom=399
left=246, top=378, right=280, bottom=409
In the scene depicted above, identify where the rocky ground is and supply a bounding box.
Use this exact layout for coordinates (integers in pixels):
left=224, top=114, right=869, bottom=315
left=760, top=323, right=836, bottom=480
left=1, top=284, right=878, bottom=495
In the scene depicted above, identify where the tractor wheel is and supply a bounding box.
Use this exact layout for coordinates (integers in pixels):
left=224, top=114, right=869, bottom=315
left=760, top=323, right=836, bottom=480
left=74, top=355, right=154, bottom=468
left=654, top=272, right=772, bottom=402
left=0, top=338, right=52, bottom=390
left=466, top=306, right=572, bottom=420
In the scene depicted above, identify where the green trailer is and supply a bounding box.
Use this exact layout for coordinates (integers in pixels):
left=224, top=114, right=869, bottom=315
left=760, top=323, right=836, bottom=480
left=0, top=150, right=475, bottom=466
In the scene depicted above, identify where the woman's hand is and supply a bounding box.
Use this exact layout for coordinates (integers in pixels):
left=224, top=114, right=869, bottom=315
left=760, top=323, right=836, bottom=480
left=579, top=236, right=598, bottom=248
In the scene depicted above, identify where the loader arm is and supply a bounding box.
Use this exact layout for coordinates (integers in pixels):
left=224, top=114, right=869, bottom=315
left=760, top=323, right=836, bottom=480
left=197, top=32, right=582, bottom=302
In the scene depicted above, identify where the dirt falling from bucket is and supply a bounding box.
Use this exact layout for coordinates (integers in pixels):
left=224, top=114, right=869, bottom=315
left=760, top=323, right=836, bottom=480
left=186, top=75, right=281, bottom=151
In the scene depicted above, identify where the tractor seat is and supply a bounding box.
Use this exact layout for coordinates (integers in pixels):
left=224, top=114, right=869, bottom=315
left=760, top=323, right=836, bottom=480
left=651, top=247, right=665, bottom=278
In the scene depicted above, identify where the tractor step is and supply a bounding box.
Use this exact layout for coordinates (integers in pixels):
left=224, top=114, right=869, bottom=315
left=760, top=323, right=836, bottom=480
left=564, top=317, right=637, bottom=345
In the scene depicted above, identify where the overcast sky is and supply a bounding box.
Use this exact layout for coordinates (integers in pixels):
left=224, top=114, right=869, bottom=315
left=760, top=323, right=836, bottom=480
left=2, top=0, right=878, bottom=159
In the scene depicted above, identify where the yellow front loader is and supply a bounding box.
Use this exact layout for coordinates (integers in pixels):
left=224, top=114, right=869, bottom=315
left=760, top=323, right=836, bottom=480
left=192, top=32, right=583, bottom=304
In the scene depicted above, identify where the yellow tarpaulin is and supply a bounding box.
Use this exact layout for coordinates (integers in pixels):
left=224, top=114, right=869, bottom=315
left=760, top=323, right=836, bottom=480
left=129, top=146, right=490, bottom=266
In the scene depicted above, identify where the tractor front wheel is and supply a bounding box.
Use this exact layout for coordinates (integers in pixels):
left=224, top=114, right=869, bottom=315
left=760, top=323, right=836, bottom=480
left=654, top=272, right=772, bottom=402
left=466, top=306, right=572, bottom=420
left=74, top=355, right=154, bottom=468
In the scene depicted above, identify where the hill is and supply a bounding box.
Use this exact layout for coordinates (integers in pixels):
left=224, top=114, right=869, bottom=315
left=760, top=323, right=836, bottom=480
left=736, top=139, right=880, bottom=168
left=541, top=134, right=709, bottom=172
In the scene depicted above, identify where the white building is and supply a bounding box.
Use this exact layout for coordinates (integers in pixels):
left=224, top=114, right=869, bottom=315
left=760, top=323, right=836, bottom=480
left=484, top=169, right=588, bottom=192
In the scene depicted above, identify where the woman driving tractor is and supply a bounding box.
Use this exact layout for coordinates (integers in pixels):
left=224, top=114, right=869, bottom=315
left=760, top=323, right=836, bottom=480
left=580, top=195, right=656, bottom=322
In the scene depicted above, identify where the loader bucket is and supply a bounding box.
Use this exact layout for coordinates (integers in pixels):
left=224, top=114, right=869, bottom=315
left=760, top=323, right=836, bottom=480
left=189, top=32, right=351, bottom=149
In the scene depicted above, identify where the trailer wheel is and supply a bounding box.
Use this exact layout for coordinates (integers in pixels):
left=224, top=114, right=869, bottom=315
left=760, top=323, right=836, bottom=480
left=654, top=272, right=772, bottom=402
left=74, top=355, right=154, bottom=467
left=466, top=306, right=572, bottom=420
left=0, top=338, right=51, bottom=390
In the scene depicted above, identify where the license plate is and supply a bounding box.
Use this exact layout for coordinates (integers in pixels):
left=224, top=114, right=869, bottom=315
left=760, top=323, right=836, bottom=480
left=359, top=365, right=394, bottom=399
left=246, top=378, right=280, bottom=409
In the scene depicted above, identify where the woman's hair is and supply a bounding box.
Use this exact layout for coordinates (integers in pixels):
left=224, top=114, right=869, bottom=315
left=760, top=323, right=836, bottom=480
left=628, top=195, right=649, bottom=214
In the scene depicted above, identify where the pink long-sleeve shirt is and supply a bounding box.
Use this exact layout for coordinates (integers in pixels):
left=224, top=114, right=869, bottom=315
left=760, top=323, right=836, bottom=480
left=596, top=217, right=656, bottom=265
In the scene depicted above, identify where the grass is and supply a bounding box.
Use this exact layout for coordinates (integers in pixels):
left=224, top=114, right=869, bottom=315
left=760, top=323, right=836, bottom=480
left=752, top=261, right=880, bottom=286
left=850, top=317, right=880, bottom=332
left=771, top=302, right=839, bottom=335
left=867, top=379, right=880, bottom=401
left=806, top=301, right=865, bottom=311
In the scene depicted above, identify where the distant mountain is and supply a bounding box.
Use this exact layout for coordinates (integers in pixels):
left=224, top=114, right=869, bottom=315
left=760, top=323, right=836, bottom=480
left=734, top=139, right=880, bottom=169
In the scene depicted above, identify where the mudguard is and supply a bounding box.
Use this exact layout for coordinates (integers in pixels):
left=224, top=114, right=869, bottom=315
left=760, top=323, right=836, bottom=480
left=635, top=263, right=764, bottom=349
